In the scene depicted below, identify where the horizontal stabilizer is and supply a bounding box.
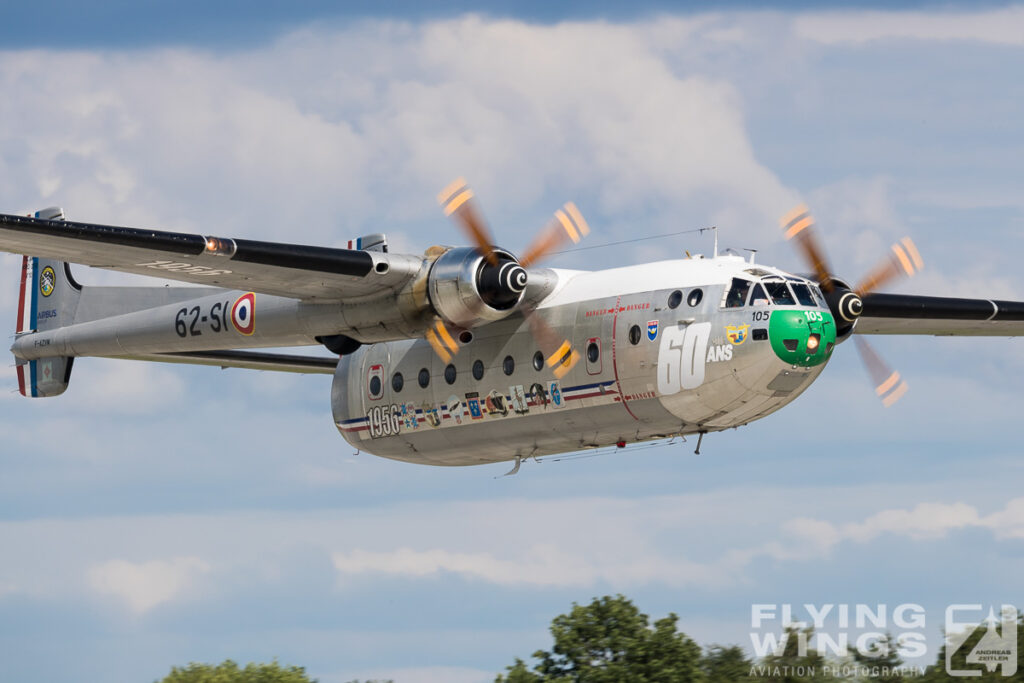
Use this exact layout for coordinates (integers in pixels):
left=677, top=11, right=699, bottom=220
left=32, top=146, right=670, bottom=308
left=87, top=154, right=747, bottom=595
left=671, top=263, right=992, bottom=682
left=117, top=350, right=338, bottom=374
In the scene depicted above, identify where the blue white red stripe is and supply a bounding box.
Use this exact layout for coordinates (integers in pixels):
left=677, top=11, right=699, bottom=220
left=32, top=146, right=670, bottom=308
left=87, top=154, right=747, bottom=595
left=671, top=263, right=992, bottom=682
left=336, top=380, right=620, bottom=434
left=14, top=256, right=39, bottom=396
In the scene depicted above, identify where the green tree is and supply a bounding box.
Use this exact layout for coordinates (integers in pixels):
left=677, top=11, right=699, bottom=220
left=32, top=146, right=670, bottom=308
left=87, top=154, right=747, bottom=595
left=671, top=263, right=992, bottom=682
left=495, top=594, right=703, bottom=683
left=702, top=644, right=753, bottom=682
left=156, top=659, right=316, bottom=683
left=704, top=643, right=753, bottom=679
left=756, top=624, right=841, bottom=682
left=849, top=633, right=904, bottom=683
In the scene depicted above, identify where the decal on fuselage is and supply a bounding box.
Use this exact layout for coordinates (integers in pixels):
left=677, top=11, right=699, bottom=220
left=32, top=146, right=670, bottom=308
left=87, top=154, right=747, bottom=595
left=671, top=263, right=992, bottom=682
left=646, top=320, right=659, bottom=341
left=509, top=385, right=530, bottom=415
left=348, top=378, right=620, bottom=439
left=466, top=392, right=483, bottom=419
left=367, top=404, right=402, bottom=438
left=725, top=324, right=749, bottom=345
left=706, top=343, right=733, bottom=363
left=231, top=292, right=256, bottom=336
left=445, top=395, right=464, bottom=424
left=657, top=321, right=712, bottom=395
left=39, top=266, right=55, bottom=297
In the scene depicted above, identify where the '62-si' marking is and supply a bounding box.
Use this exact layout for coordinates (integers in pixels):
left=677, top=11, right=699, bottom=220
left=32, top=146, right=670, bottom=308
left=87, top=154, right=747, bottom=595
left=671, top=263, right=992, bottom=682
left=137, top=260, right=232, bottom=277
left=175, top=300, right=232, bottom=338
left=367, top=404, right=402, bottom=438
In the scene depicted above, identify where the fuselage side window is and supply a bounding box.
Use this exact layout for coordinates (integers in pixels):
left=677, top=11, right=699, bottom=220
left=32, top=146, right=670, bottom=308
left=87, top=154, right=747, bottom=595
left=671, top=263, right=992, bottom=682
left=791, top=283, right=817, bottom=307
left=764, top=281, right=796, bottom=306
left=724, top=278, right=752, bottom=308
left=749, top=283, right=770, bottom=306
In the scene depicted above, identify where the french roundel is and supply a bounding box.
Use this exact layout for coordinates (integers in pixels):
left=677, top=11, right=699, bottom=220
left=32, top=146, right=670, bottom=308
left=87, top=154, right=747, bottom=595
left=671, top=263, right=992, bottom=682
left=231, top=292, right=256, bottom=335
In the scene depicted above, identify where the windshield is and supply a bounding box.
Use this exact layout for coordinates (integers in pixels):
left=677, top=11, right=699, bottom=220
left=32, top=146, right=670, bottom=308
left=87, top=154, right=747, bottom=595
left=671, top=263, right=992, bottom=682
left=749, top=283, right=770, bottom=306
left=764, top=280, right=795, bottom=305
left=724, top=278, right=752, bottom=308
left=791, top=283, right=817, bottom=307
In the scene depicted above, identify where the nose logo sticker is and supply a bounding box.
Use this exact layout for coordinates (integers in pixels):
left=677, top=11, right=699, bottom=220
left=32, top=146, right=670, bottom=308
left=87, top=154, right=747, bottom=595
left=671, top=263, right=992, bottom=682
left=231, top=292, right=256, bottom=335
left=726, top=324, right=749, bottom=345
left=646, top=320, right=659, bottom=341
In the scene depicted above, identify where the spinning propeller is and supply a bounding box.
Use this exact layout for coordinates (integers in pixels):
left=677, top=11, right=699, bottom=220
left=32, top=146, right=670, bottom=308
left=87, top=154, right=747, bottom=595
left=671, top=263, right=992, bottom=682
left=780, top=204, right=922, bottom=407
left=429, top=178, right=589, bottom=378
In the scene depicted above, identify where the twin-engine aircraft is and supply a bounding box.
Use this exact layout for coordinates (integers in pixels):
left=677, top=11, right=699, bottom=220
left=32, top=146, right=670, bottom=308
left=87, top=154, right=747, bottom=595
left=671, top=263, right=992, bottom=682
left=3, top=180, right=1023, bottom=468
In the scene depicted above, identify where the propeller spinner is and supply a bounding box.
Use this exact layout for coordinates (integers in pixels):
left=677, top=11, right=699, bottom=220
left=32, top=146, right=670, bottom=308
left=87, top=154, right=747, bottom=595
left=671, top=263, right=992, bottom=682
left=780, top=204, right=922, bottom=407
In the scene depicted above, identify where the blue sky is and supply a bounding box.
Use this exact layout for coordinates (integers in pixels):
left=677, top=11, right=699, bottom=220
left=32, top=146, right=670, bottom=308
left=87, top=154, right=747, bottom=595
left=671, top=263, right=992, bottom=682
left=2, top=3, right=1024, bottom=683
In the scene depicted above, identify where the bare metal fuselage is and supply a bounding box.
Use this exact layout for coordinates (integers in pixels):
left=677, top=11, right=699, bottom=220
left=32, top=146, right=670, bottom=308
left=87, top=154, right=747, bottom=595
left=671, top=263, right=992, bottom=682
left=332, top=262, right=831, bottom=465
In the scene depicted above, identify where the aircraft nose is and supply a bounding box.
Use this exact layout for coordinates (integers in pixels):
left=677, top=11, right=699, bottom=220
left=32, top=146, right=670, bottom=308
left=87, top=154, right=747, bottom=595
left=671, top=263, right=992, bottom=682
left=769, top=309, right=836, bottom=367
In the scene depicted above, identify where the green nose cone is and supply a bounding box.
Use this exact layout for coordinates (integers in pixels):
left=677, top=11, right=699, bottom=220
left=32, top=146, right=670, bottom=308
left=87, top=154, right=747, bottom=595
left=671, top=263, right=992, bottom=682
left=769, top=310, right=836, bottom=367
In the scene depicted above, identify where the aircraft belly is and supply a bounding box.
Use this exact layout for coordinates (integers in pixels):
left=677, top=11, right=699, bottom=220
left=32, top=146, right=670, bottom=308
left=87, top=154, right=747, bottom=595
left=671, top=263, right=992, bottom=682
left=341, top=401, right=686, bottom=466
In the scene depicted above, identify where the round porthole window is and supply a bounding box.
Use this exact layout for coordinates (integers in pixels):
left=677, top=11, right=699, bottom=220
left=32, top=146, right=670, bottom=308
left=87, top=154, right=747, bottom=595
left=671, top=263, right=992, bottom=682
left=392, top=372, right=404, bottom=393
left=587, top=341, right=600, bottom=363
left=533, top=351, right=544, bottom=371
left=418, top=368, right=430, bottom=388
left=472, top=359, right=485, bottom=380
left=687, top=288, right=703, bottom=307
left=503, top=355, right=515, bottom=376
left=444, top=364, right=457, bottom=385
left=369, top=375, right=382, bottom=397
left=668, top=290, right=683, bottom=309
left=629, top=325, right=641, bottom=345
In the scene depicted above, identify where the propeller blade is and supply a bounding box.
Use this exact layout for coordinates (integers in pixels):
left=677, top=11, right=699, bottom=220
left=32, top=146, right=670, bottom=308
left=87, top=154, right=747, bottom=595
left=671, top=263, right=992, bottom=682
left=425, top=319, right=460, bottom=363
left=519, top=202, right=590, bottom=268
left=437, top=177, right=498, bottom=266
left=854, top=336, right=909, bottom=408
left=853, top=237, right=923, bottom=295
left=524, top=306, right=580, bottom=379
left=780, top=204, right=836, bottom=293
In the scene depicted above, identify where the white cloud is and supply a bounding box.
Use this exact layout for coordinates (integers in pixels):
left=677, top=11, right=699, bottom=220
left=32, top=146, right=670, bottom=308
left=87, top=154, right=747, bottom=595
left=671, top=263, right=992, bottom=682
left=71, top=359, right=185, bottom=413
left=332, top=544, right=736, bottom=589
left=0, top=17, right=796, bottom=258
left=327, top=495, right=1024, bottom=590
left=87, top=556, right=210, bottom=614
left=794, top=7, right=1024, bottom=46
left=333, top=546, right=587, bottom=586
left=786, top=498, right=1024, bottom=550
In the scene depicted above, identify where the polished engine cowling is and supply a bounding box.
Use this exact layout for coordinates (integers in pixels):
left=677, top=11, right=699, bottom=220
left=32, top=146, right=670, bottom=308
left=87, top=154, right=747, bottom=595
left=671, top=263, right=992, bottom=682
left=426, top=246, right=528, bottom=329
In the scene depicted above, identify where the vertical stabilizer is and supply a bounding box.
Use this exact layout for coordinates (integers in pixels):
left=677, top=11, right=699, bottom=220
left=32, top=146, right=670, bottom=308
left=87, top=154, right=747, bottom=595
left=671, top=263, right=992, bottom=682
left=13, top=207, right=81, bottom=397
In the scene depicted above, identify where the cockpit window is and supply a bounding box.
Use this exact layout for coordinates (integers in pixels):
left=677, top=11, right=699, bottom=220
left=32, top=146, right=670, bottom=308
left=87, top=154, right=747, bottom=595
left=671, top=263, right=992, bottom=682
left=764, top=280, right=796, bottom=305
left=749, top=283, right=770, bottom=306
left=810, top=285, right=827, bottom=307
left=724, top=278, right=752, bottom=308
left=791, top=283, right=817, bottom=307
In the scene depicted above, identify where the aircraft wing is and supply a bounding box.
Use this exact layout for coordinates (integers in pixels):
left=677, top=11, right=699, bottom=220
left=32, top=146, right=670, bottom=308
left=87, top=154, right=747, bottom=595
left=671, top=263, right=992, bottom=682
left=0, top=212, right=423, bottom=301
left=858, top=292, right=1024, bottom=336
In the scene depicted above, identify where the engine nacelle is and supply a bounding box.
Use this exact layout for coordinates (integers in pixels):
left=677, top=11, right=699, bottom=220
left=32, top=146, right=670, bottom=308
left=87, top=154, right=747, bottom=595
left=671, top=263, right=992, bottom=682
left=427, top=247, right=528, bottom=328
left=824, top=277, right=859, bottom=342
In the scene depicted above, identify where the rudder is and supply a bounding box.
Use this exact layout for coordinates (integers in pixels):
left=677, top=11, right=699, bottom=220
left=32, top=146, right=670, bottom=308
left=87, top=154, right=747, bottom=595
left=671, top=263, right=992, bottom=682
left=14, top=206, right=81, bottom=397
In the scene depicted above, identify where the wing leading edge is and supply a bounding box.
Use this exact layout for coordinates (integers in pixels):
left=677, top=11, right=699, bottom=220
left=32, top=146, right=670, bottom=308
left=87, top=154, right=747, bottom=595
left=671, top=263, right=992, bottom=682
left=0, top=212, right=423, bottom=301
